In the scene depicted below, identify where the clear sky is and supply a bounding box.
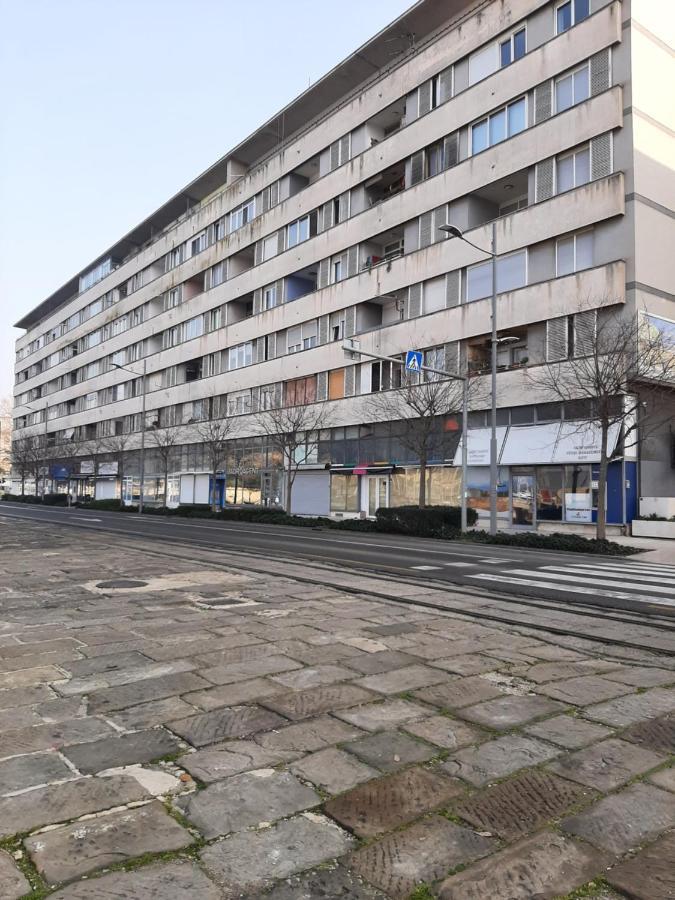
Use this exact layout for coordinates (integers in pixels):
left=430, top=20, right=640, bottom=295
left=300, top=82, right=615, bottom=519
left=0, top=0, right=413, bottom=403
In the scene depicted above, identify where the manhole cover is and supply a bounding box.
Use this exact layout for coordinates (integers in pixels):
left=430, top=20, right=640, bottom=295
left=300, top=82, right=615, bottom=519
left=95, top=579, right=148, bottom=589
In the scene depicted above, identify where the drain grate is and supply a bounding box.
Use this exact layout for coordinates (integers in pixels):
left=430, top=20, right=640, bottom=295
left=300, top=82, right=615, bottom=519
left=95, top=579, right=148, bottom=589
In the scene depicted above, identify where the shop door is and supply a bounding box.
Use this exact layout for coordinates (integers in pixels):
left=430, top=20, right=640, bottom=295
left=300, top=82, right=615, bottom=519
left=368, top=476, right=389, bottom=517
left=511, top=470, right=535, bottom=527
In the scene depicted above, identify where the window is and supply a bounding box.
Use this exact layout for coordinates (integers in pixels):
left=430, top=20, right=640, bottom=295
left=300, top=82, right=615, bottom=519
left=229, top=199, right=255, bottom=233
left=333, top=257, right=343, bottom=283
left=468, top=43, right=498, bottom=85
left=471, top=98, right=526, bottom=154
left=210, top=261, right=226, bottom=288
left=79, top=258, right=112, bottom=293
left=165, top=287, right=182, bottom=310
left=263, top=284, right=277, bottom=310
left=330, top=474, right=360, bottom=512
left=228, top=342, right=253, bottom=370
left=556, top=146, right=591, bottom=193
left=184, top=316, right=204, bottom=341
left=500, top=28, right=526, bottom=67
left=370, top=360, right=402, bottom=392
left=555, top=63, right=590, bottom=112
left=427, top=141, right=444, bottom=178
left=466, top=250, right=527, bottom=302
left=556, top=0, right=590, bottom=34
left=287, top=321, right=317, bottom=354
left=287, top=216, right=310, bottom=248
left=287, top=326, right=302, bottom=354
left=556, top=231, right=593, bottom=275
left=423, top=346, right=445, bottom=381
left=191, top=231, right=207, bottom=256
left=329, top=368, right=345, bottom=400
left=285, top=376, right=316, bottom=406
left=166, top=246, right=184, bottom=270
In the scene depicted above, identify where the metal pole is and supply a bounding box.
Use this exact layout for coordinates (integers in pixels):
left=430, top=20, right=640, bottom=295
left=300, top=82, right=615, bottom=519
left=139, top=360, right=146, bottom=515
left=489, top=220, right=498, bottom=536
left=461, top=375, right=468, bottom=533
left=42, top=401, right=49, bottom=498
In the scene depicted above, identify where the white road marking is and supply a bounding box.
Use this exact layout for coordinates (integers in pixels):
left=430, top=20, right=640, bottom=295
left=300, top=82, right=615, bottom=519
left=410, top=565, right=443, bottom=571
left=508, top=568, right=675, bottom=597
left=541, top=565, right=675, bottom=586
left=480, top=558, right=505, bottom=564
left=444, top=562, right=474, bottom=568
left=73, top=517, right=101, bottom=523
left=470, top=573, right=675, bottom=608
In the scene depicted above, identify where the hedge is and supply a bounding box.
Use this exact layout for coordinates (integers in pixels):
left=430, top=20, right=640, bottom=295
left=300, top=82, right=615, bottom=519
left=466, top=529, right=638, bottom=555
left=1, top=492, right=68, bottom=506
left=375, top=505, right=478, bottom=537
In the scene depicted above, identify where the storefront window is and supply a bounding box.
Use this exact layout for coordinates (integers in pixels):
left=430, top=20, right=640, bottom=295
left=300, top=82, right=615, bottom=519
left=564, top=464, right=592, bottom=522
left=391, top=469, right=419, bottom=506
left=427, top=467, right=461, bottom=506
left=330, top=474, right=360, bottom=512
left=536, top=467, right=563, bottom=521
left=465, top=467, right=509, bottom=520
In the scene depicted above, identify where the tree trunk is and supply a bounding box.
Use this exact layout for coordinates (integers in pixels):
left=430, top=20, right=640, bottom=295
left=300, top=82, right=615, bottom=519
left=285, top=456, right=293, bottom=514
left=118, top=460, right=124, bottom=508
left=418, top=451, right=427, bottom=509
left=212, top=465, right=218, bottom=513
left=163, top=465, right=169, bottom=508
left=21, top=476, right=25, bottom=497
left=596, top=423, right=608, bottom=541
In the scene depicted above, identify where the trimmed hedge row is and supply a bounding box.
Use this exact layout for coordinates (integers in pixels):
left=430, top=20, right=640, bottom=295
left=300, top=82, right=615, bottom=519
left=375, top=505, right=478, bottom=537
left=1, top=493, right=68, bottom=506
left=467, top=529, right=639, bottom=555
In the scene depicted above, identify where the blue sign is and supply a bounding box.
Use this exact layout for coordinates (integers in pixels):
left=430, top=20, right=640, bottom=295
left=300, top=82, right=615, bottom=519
left=405, top=350, right=423, bottom=372
left=50, top=465, right=70, bottom=480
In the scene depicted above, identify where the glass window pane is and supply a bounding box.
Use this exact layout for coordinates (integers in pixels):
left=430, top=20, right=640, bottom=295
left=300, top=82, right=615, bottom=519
left=468, top=43, right=497, bottom=85
left=511, top=405, right=534, bottom=424
left=557, top=238, right=575, bottom=275
left=557, top=1, right=572, bottom=32
left=557, top=155, right=574, bottom=192
left=556, top=75, right=573, bottom=112
left=537, top=467, right=563, bottom=521
left=466, top=261, right=492, bottom=301
left=497, top=251, right=526, bottom=292
left=507, top=98, right=526, bottom=135
left=489, top=109, right=506, bottom=145
left=574, top=0, right=590, bottom=23
left=472, top=120, right=488, bottom=154
left=500, top=40, right=511, bottom=67
left=575, top=148, right=590, bottom=185
left=513, top=29, right=526, bottom=60
left=574, top=67, right=590, bottom=103
left=575, top=232, right=593, bottom=270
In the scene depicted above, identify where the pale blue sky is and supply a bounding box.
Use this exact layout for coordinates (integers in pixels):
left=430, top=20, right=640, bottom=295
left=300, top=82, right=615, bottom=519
left=0, top=0, right=412, bottom=401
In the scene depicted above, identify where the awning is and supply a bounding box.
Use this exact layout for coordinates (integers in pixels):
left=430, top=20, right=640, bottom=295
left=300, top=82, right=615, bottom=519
left=501, top=421, right=621, bottom=465
left=452, top=427, right=509, bottom=467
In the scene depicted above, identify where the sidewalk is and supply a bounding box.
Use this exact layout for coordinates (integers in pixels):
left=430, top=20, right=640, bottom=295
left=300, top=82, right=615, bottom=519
left=614, top=534, right=675, bottom=564
left=0, top=514, right=673, bottom=899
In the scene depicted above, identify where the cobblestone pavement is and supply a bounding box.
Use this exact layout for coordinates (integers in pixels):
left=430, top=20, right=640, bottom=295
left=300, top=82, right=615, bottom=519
left=0, top=515, right=673, bottom=899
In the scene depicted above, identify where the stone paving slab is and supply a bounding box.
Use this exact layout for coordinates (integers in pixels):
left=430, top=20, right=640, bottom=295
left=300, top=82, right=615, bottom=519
left=199, top=653, right=303, bottom=685
left=561, top=782, right=675, bottom=854
left=454, top=769, right=595, bottom=840
left=443, top=735, right=560, bottom=786
left=199, top=813, right=355, bottom=895
left=179, top=739, right=300, bottom=783
left=342, top=650, right=421, bottom=675
left=429, top=654, right=502, bottom=675
left=324, top=766, right=464, bottom=838
left=262, top=684, right=376, bottom=721
left=349, top=814, right=495, bottom=899
left=547, top=738, right=667, bottom=791
left=175, top=769, right=319, bottom=838
left=183, top=676, right=284, bottom=711
left=603, top=665, right=675, bottom=688
left=649, top=767, right=675, bottom=792
left=535, top=675, right=634, bottom=705
left=48, top=859, right=222, bottom=899
left=25, top=800, right=193, bottom=883
left=606, top=829, right=675, bottom=900
left=87, top=671, right=210, bottom=715
left=0, top=752, right=74, bottom=796
left=334, top=698, right=429, bottom=732
left=584, top=687, right=675, bottom=726
left=263, top=863, right=388, bottom=899
left=437, top=831, right=611, bottom=899
left=0, top=849, right=30, bottom=900
left=254, top=715, right=364, bottom=753
left=270, top=664, right=354, bottom=690
left=290, top=747, right=378, bottom=794
left=355, top=664, right=450, bottom=695
left=60, top=650, right=153, bottom=678
left=0, top=685, right=52, bottom=709
left=414, top=676, right=503, bottom=710
left=403, top=715, right=486, bottom=750
left=62, top=728, right=181, bottom=774
left=0, top=716, right=116, bottom=758
left=524, top=713, right=613, bottom=748
left=0, top=773, right=149, bottom=838
left=343, top=730, right=437, bottom=772
left=621, top=713, right=675, bottom=754
left=110, top=695, right=197, bottom=729
left=456, top=694, right=565, bottom=731
left=168, top=704, right=286, bottom=747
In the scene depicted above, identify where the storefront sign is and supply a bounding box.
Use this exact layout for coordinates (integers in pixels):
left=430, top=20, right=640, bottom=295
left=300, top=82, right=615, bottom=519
left=80, top=460, right=95, bottom=475
left=565, top=492, right=592, bottom=522
left=98, top=462, right=118, bottom=476
left=452, top=428, right=508, bottom=467
left=566, top=508, right=592, bottom=522
left=553, top=422, right=620, bottom=463
left=500, top=424, right=560, bottom=465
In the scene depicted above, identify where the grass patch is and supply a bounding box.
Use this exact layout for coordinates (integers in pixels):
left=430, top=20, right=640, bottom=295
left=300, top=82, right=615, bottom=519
left=556, top=876, right=614, bottom=898
left=408, top=883, right=437, bottom=900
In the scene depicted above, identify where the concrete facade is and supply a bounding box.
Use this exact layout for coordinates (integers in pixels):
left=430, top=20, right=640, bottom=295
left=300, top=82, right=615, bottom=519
left=11, top=0, right=675, bottom=526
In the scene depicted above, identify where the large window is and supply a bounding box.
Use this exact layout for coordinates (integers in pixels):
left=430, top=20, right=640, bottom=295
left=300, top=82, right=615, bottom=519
left=466, top=250, right=527, bottom=302
left=228, top=342, right=253, bottom=370
left=471, top=98, right=526, bottom=154
left=229, top=199, right=255, bottom=233
left=287, top=216, right=310, bottom=248
left=285, top=376, right=316, bottom=406
left=287, top=321, right=318, bottom=354
left=556, top=0, right=590, bottom=34
left=263, top=284, right=278, bottom=310
left=555, top=63, right=590, bottom=113
left=556, top=231, right=593, bottom=276
left=184, top=316, right=204, bottom=341
left=500, top=28, right=526, bottom=67
left=330, top=474, right=360, bottom=512
left=556, top=146, right=591, bottom=193
left=468, top=43, right=498, bottom=85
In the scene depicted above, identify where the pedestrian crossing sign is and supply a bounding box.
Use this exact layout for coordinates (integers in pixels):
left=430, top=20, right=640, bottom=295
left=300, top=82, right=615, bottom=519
left=405, top=350, right=423, bottom=372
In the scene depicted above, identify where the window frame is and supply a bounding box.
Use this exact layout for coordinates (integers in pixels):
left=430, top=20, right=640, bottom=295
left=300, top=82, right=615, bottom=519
left=470, top=96, right=527, bottom=155
left=556, top=0, right=590, bottom=34
left=555, top=230, right=594, bottom=276
left=500, top=26, right=527, bottom=68
left=554, top=62, right=590, bottom=113
left=555, top=144, right=591, bottom=194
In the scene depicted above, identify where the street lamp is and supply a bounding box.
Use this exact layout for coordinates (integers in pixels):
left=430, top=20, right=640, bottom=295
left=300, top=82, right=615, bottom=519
left=440, top=220, right=507, bottom=536
left=112, top=360, right=147, bottom=514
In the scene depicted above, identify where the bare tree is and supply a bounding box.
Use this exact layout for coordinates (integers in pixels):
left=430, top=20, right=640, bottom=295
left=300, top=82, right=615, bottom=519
left=149, top=428, right=179, bottom=507
left=103, top=432, right=131, bottom=505
left=0, top=398, right=12, bottom=479
left=367, top=372, right=475, bottom=508
left=195, top=417, right=238, bottom=512
left=533, top=303, right=675, bottom=540
left=256, top=403, right=330, bottom=514
left=10, top=436, right=38, bottom=496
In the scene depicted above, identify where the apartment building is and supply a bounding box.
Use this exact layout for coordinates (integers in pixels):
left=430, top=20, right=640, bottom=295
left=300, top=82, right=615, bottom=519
left=12, top=0, right=675, bottom=529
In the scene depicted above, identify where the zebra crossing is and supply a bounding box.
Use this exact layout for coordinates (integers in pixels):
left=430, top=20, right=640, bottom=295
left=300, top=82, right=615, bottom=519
left=469, top=558, right=675, bottom=609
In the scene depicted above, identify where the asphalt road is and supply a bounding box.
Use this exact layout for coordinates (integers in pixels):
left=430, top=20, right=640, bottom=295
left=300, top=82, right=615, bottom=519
left=2, top=502, right=674, bottom=620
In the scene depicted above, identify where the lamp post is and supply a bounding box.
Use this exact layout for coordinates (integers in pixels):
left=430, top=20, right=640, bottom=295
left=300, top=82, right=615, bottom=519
left=440, top=221, right=517, bottom=536
left=112, top=360, right=147, bottom=514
